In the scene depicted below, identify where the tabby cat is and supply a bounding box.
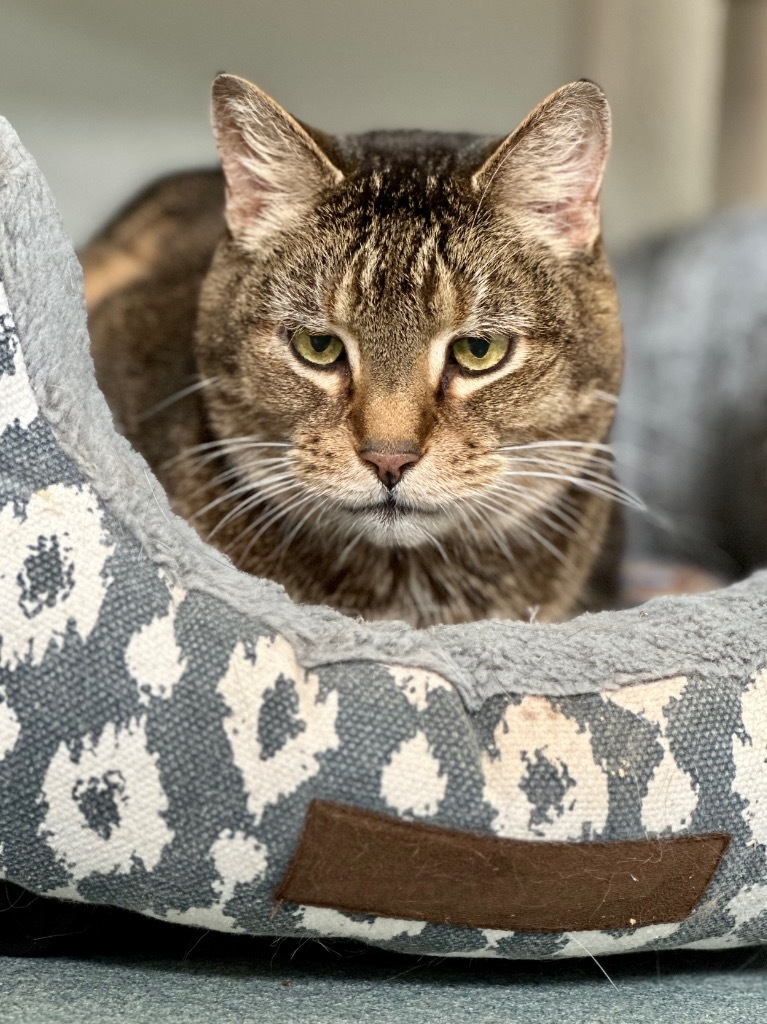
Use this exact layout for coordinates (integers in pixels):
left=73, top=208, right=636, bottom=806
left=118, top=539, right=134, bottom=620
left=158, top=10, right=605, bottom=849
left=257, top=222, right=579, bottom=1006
left=81, top=73, right=627, bottom=626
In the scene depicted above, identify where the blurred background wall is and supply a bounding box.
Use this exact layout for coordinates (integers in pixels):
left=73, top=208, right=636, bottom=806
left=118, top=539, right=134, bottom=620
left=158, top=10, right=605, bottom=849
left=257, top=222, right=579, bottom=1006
left=2, top=0, right=766, bottom=250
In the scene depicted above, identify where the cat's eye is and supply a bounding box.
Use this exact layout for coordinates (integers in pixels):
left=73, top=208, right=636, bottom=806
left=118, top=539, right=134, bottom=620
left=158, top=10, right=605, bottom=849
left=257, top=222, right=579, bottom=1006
left=291, top=329, right=346, bottom=367
left=451, top=334, right=511, bottom=373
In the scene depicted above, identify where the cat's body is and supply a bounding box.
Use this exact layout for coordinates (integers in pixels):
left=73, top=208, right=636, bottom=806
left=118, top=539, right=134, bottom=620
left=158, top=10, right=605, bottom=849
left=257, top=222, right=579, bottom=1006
left=82, top=76, right=624, bottom=626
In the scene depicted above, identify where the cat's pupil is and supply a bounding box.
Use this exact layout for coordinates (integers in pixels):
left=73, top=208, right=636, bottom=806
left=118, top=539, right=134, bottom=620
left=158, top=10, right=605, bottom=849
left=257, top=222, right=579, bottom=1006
left=468, top=337, right=490, bottom=359
left=310, top=335, right=334, bottom=353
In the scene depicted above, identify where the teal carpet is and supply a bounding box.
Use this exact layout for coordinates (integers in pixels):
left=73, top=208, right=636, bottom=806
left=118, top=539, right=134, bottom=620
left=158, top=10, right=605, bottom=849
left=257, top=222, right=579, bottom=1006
left=2, top=887, right=766, bottom=1023
left=3, top=942, right=767, bottom=1023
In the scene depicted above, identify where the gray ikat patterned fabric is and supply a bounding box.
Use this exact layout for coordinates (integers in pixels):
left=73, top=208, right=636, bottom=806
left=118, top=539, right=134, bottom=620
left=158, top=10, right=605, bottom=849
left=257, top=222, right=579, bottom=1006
left=2, top=117, right=767, bottom=959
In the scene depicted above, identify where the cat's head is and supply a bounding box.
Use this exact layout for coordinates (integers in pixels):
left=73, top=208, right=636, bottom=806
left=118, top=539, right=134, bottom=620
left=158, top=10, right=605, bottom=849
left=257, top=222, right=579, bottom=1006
left=195, top=73, right=622, bottom=553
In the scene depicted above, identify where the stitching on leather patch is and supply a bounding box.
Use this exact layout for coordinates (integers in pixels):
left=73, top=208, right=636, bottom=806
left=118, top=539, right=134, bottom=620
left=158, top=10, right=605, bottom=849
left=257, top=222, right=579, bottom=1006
left=275, top=800, right=730, bottom=932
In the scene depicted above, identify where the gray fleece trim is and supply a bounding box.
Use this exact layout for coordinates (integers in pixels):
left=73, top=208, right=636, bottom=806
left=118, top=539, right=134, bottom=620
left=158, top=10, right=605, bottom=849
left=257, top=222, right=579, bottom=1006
left=2, top=115, right=765, bottom=712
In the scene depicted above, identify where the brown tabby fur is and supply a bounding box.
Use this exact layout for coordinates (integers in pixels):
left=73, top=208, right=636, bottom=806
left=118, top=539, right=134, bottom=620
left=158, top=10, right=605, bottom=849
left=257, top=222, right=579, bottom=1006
left=82, top=75, right=624, bottom=627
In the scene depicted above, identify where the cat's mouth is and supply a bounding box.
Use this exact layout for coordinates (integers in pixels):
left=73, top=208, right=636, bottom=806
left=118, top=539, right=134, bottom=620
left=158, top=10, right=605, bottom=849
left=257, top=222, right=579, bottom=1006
left=347, top=495, right=442, bottom=519
left=335, top=493, right=450, bottom=548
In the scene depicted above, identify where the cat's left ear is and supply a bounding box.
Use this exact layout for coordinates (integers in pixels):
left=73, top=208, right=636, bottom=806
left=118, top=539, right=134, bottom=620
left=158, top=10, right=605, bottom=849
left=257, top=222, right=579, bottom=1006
left=472, top=81, right=611, bottom=257
left=211, top=74, right=344, bottom=248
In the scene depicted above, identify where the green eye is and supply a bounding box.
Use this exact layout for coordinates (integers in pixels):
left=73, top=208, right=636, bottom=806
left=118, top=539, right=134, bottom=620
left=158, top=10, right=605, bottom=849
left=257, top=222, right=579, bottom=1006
left=451, top=334, right=511, bottom=373
left=291, top=330, right=345, bottom=367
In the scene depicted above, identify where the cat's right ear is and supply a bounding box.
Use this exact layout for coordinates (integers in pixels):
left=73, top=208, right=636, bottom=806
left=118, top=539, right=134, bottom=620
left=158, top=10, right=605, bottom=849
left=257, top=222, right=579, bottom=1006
left=211, top=74, right=344, bottom=249
left=472, top=81, right=611, bottom=257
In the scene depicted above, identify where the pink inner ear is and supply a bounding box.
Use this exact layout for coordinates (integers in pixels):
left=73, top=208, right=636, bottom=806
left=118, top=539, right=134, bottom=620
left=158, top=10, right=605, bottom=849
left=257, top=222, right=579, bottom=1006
left=528, top=201, right=576, bottom=215
left=527, top=197, right=600, bottom=249
left=215, top=101, right=343, bottom=245
left=514, top=124, right=606, bottom=250
left=222, top=150, right=283, bottom=237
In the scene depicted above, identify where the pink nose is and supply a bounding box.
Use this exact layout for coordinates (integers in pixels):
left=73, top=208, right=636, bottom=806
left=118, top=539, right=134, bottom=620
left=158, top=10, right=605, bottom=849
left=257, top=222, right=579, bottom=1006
left=360, top=448, right=421, bottom=489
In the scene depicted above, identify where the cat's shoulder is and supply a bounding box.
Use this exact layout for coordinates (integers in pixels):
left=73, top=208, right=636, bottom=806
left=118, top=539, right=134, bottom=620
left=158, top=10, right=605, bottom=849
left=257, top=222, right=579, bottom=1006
left=79, top=169, right=225, bottom=311
left=87, top=169, right=225, bottom=245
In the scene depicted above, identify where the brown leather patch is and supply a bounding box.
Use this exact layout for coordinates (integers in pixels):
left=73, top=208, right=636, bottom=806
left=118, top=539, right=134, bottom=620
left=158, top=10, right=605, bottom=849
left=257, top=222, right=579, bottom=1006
left=275, top=800, right=729, bottom=932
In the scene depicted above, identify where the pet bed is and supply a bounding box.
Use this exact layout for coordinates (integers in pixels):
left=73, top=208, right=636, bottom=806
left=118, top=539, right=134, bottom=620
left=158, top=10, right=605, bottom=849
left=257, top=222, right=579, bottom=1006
left=2, top=116, right=767, bottom=960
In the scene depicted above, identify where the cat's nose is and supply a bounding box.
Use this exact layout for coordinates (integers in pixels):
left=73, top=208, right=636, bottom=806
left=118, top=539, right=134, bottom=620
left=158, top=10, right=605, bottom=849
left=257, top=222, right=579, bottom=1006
left=359, top=446, right=421, bottom=489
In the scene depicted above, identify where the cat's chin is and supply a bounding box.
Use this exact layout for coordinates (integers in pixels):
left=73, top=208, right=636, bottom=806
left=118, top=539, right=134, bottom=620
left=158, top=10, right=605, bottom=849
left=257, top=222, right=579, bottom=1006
left=342, top=500, right=448, bottom=549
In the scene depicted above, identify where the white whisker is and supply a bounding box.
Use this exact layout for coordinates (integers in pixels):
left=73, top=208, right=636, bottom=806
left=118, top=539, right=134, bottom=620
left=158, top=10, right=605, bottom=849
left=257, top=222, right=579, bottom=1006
left=276, top=494, right=340, bottom=561
left=503, top=470, right=644, bottom=512
left=163, top=437, right=291, bottom=472
left=505, top=454, right=630, bottom=494
left=499, top=485, right=578, bottom=539
left=592, top=389, right=619, bottom=406
left=470, top=493, right=569, bottom=565
left=208, top=480, right=304, bottom=539
left=195, top=471, right=296, bottom=521
left=238, top=492, right=319, bottom=558
left=185, top=436, right=291, bottom=454
left=454, top=497, right=516, bottom=562
left=138, top=377, right=220, bottom=422
left=209, top=456, right=291, bottom=489
left=499, top=440, right=614, bottom=455
left=333, top=529, right=366, bottom=569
